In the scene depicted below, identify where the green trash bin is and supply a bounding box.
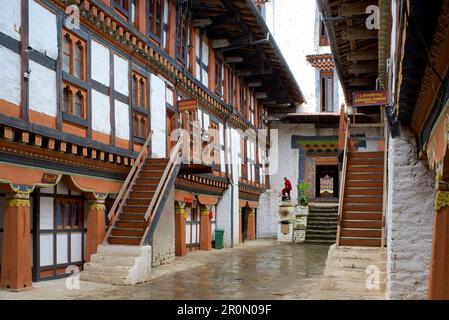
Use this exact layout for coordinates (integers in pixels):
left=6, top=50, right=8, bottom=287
left=214, top=229, right=225, bottom=249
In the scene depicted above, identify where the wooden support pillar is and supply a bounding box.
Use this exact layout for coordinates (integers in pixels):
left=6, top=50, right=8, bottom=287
left=175, top=201, right=187, bottom=257
left=0, top=191, right=32, bottom=290
left=85, top=198, right=106, bottom=262
left=200, top=205, right=212, bottom=251
left=247, top=208, right=256, bottom=241
left=429, top=191, right=449, bottom=299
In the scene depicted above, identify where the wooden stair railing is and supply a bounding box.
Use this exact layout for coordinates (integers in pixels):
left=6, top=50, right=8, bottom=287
left=336, top=120, right=350, bottom=247
left=140, top=140, right=184, bottom=245
left=104, top=131, right=153, bottom=242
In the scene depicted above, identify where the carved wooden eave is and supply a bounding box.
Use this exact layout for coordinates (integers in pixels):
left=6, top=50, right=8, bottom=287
left=0, top=125, right=130, bottom=179
left=306, top=54, right=335, bottom=71
left=175, top=173, right=229, bottom=196
left=49, top=0, right=251, bottom=131
left=238, top=181, right=264, bottom=197
left=191, top=0, right=306, bottom=109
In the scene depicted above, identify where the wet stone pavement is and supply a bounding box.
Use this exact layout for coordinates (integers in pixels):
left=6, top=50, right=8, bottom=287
left=0, top=240, right=331, bottom=300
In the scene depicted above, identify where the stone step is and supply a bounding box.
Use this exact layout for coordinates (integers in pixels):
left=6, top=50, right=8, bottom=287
left=304, top=239, right=336, bottom=245
left=329, top=248, right=386, bottom=262
left=306, top=234, right=336, bottom=239
left=321, top=278, right=386, bottom=292
left=328, top=257, right=387, bottom=271
left=91, top=254, right=137, bottom=267
left=97, top=245, right=148, bottom=257
left=84, top=262, right=132, bottom=274
left=307, top=216, right=338, bottom=222
left=324, top=267, right=387, bottom=281
left=306, top=229, right=337, bottom=235
left=80, top=271, right=131, bottom=286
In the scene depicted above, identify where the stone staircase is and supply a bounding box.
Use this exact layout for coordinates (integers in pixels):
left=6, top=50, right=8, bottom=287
left=305, top=203, right=338, bottom=245
left=80, top=245, right=152, bottom=285
left=319, top=244, right=386, bottom=299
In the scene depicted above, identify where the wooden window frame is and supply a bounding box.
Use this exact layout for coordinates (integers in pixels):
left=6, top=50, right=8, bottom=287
left=62, top=30, right=86, bottom=81
left=131, top=71, right=150, bottom=139
left=195, top=30, right=209, bottom=86
left=148, top=0, right=165, bottom=43
left=55, top=198, right=83, bottom=230
left=62, top=82, right=87, bottom=120
left=320, top=70, right=334, bottom=112
left=227, top=66, right=236, bottom=106
left=215, top=54, right=224, bottom=97
left=112, top=0, right=136, bottom=23
left=249, top=93, right=255, bottom=125
left=176, top=0, right=190, bottom=65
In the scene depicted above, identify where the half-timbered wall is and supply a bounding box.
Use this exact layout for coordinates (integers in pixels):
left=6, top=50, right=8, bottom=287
left=36, top=182, right=85, bottom=281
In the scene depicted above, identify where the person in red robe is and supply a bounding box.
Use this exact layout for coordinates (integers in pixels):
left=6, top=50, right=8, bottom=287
left=282, top=177, right=292, bottom=200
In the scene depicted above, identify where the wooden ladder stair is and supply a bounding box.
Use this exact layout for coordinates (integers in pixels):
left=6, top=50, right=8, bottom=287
left=338, top=151, right=384, bottom=247
left=109, top=158, right=169, bottom=245
left=105, top=133, right=183, bottom=247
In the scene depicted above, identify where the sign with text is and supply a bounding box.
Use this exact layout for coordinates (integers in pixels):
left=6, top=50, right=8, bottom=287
left=353, top=90, right=388, bottom=107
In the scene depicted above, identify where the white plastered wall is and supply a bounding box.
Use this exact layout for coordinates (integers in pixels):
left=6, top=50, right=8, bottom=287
left=91, top=40, right=110, bottom=86
left=0, top=46, right=21, bottom=106
left=115, top=100, right=130, bottom=141
left=114, top=53, right=129, bottom=96
left=29, top=60, right=57, bottom=117
left=150, top=74, right=167, bottom=157
left=92, top=90, right=111, bottom=134
left=0, top=0, right=21, bottom=41
left=29, top=0, right=58, bottom=60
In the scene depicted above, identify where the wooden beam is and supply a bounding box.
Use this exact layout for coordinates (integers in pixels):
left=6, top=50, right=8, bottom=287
left=349, top=63, right=378, bottom=74
left=348, top=51, right=378, bottom=61
left=338, top=1, right=374, bottom=17
left=342, top=28, right=378, bottom=40
left=349, top=78, right=375, bottom=86
left=192, top=18, right=213, bottom=28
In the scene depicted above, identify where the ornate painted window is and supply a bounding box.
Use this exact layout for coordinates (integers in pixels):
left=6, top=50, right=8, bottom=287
left=62, top=83, right=87, bottom=119
left=131, top=72, right=149, bottom=139
left=62, top=30, right=86, bottom=81
left=249, top=93, right=255, bottom=125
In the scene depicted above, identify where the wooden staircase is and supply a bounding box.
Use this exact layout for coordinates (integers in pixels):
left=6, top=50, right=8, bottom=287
left=108, top=158, right=169, bottom=245
left=338, top=151, right=384, bottom=247
left=105, top=134, right=183, bottom=247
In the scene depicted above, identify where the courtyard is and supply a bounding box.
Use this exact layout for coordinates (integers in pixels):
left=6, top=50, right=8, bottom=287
left=0, top=241, right=333, bottom=300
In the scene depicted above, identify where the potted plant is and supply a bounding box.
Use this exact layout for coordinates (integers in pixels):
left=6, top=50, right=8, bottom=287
left=297, top=181, right=311, bottom=206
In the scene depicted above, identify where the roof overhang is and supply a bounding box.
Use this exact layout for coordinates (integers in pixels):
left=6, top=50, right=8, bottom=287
left=191, top=0, right=305, bottom=110
left=317, top=0, right=381, bottom=106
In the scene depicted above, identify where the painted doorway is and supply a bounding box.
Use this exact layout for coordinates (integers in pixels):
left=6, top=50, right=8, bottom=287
left=186, top=203, right=200, bottom=252
left=316, top=165, right=339, bottom=198
left=241, top=206, right=248, bottom=242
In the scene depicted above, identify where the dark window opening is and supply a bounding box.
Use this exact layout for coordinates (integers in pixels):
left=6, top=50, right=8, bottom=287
left=320, top=71, right=334, bottom=112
